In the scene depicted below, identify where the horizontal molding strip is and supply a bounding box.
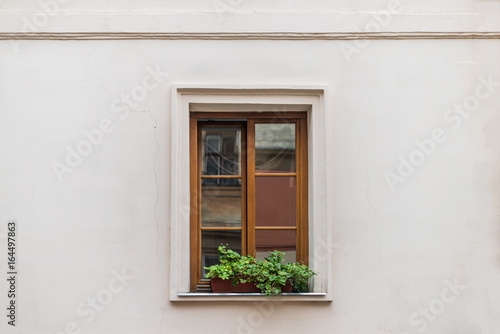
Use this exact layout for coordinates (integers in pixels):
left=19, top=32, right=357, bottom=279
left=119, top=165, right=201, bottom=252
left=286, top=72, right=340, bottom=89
left=1, top=31, right=500, bottom=40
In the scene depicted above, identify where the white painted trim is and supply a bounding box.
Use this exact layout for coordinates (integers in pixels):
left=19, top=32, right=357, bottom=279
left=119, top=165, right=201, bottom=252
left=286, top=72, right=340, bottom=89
left=169, top=86, right=332, bottom=302
left=1, top=31, right=500, bottom=40
left=175, top=292, right=330, bottom=302
left=2, top=9, right=499, bottom=35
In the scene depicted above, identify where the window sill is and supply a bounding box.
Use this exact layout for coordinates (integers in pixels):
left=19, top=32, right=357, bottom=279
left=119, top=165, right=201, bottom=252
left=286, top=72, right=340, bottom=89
left=174, top=292, right=331, bottom=302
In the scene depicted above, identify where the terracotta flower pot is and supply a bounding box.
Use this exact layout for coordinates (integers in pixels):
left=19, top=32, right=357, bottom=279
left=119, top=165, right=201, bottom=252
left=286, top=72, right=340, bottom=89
left=211, top=277, right=293, bottom=293
left=211, top=277, right=260, bottom=293
left=281, top=280, right=293, bottom=293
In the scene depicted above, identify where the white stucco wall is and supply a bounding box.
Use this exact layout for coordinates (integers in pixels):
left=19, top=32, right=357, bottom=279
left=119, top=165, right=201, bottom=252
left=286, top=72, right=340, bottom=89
left=1, top=1, right=500, bottom=334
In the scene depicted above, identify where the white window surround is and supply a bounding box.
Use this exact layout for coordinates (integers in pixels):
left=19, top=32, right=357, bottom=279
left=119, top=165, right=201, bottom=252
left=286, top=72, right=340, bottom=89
left=169, top=85, right=332, bottom=302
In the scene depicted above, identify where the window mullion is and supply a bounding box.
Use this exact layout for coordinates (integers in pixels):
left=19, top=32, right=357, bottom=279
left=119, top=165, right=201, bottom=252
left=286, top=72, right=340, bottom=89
left=241, top=124, right=247, bottom=256
left=246, top=119, right=256, bottom=257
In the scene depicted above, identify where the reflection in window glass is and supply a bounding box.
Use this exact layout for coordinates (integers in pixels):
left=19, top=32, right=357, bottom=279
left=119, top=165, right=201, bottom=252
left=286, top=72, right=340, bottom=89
left=201, top=230, right=242, bottom=278
left=255, top=229, right=296, bottom=262
left=255, top=123, right=295, bottom=173
left=201, top=179, right=242, bottom=228
left=201, top=127, right=241, bottom=182
left=255, top=176, right=296, bottom=227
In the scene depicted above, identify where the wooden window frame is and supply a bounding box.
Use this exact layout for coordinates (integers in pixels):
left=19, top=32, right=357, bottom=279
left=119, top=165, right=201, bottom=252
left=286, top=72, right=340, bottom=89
left=189, top=112, right=309, bottom=292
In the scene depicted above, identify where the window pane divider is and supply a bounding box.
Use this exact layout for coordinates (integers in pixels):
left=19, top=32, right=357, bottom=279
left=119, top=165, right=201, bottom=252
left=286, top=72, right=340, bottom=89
left=201, top=175, right=242, bottom=179
left=254, top=226, right=297, bottom=230
left=200, top=227, right=243, bottom=231
left=254, top=173, right=296, bottom=177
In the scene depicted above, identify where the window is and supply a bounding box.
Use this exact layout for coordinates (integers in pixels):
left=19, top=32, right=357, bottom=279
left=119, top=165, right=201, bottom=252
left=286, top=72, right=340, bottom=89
left=170, top=87, right=331, bottom=301
left=189, top=112, right=308, bottom=291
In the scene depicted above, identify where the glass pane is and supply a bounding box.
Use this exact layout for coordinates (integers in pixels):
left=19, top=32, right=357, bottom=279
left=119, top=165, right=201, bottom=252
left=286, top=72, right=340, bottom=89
left=201, top=127, right=241, bottom=176
left=201, top=179, right=241, bottom=227
left=255, top=176, right=296, bottom=227
left=201, top=230, right=242, bottom=278
left=255, top=123, right=295, bottom=173
left=255, top=230, right=296, bottom=262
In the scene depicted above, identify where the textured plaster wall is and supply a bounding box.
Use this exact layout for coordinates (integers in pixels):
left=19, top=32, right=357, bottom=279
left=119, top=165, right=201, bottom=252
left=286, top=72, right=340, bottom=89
left=1, top=1, right=500, bottom=334
left=0, top=0, right=500, bottom=33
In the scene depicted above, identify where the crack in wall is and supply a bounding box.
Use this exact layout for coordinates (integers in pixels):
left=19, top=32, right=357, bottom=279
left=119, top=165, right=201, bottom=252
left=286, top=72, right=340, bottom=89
left=352, top=107, right=381, bottom=262
left=145, top=110, right=160, bottom=271
left=351, top=103, right=376, bottom=215
left=104, top=0, right=110, bottom=31
left=86, top=44, right=95, bottom=73
left=365, top=157, right=377, bottom=216
left=145, top=110, right=166, bottom=334
left=98, top=78, right=112, bottom=102
left=159, top=303, right=167, bottom=334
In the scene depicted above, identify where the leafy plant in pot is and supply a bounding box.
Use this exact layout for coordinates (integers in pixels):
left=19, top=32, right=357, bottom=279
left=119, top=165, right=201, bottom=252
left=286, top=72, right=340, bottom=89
left=205, top=246, right=317, bottom=296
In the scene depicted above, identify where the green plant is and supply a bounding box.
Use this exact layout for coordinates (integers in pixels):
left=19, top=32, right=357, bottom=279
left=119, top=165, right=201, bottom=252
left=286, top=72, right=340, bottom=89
left=204, top=246, right=258, bottom=286
left=284, top=261, right=316, bottom=293
left=204, top=246, right=317, bottom=296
